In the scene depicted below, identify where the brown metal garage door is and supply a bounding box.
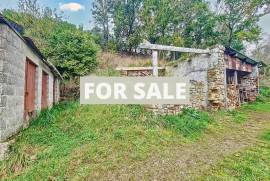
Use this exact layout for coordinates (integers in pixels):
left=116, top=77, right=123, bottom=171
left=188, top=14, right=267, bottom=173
left=24, top=59, right=36, bottom=115
left=41, top=71, right=48, bottom=109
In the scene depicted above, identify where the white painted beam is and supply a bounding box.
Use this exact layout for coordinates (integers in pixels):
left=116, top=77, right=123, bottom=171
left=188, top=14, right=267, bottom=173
left=139, top=43, right=210, bottom=54
left=152, top=50, right=158, bottom=77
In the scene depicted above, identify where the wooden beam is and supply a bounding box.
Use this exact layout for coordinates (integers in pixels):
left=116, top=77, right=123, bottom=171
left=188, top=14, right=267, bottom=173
left=152, top=50, right=158, bottom=77
left=234, top=71, right=238, bottom=85
left=139, top=43, right=210, bottom=54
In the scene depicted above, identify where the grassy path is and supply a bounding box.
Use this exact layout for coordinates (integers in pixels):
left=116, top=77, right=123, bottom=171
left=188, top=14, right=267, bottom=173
left=95, top=111, right=270, bottom=181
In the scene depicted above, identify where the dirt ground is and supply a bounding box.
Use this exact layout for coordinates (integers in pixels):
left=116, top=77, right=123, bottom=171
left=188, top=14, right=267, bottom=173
left=89, top=112, right=270, bottom=181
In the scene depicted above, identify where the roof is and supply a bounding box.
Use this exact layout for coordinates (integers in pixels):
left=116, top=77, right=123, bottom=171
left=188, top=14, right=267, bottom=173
left=225, top=47, right=259, bottom=66
left=0, top=14, right=62, bottom=79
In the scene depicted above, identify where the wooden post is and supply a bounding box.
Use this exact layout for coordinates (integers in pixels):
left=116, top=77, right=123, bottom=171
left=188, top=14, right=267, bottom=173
left=152, top=50, right=158, bottom=77
left=234, top=71, right=238, bottom=85
left=234, top=70, right=241, bottom=105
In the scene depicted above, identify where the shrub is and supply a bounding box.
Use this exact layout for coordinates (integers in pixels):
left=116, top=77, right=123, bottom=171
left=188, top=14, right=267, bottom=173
left=257, top=86, right=270, bottom=102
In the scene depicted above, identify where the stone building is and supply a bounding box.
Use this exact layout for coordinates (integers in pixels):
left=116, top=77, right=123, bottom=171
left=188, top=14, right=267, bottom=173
left=0, top=15, right=62, bottom=142
left=170, top=45, right=259, bottom=111
left=119, top=44, right=260, bottom=114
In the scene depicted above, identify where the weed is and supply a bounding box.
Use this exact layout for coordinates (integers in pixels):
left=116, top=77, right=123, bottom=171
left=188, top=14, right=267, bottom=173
left=257, top=86, right=270, bottom=102
left=227, top=110, right=248, bottom=123
left=163, top=108, right=212, bottom=138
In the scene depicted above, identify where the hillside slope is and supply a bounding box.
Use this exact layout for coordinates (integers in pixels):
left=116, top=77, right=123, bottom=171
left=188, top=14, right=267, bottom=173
left=0, top=98, right=270, bottom=180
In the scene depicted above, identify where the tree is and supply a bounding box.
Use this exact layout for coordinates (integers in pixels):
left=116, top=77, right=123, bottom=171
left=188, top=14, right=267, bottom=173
left=18, top=0, right=41, bottom=17
left=92, top=0, right=114, bottom=49
left=252, top=35, right=270, bottom=76
left=4, top=8, right=100, bottom=79
left=172, top=0, right=219, bottom=48
left=216, top=0, right=270, bottom=50
left=113, top=0, right=142, bottom=52
left=45, top=26, right=99, bottom=79
left=140, top=0, right=173, bottom=45
left=140, top=0, right=218, bottom=48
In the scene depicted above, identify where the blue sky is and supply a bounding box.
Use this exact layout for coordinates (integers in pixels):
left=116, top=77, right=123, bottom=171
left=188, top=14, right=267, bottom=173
left=0, top=0, right=94, bottom=29
left=0, top=0, right=269, bottom=34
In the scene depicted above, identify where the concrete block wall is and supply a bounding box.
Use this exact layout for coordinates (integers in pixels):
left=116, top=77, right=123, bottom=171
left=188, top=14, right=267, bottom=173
left=0, top=24, right=25, bottom=141
left=0, top=23, right=60, bottom=142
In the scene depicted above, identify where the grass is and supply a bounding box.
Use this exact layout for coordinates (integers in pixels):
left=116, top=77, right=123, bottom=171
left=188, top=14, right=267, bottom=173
left=1, top=87, right=270, bottom=180
left=201, top=130, right=270, bottom=181
left=163, top=108, right=212, bottom=138
left=0, top=102, right=214, bottom=180
left=200, top=92, right=270, bottom=180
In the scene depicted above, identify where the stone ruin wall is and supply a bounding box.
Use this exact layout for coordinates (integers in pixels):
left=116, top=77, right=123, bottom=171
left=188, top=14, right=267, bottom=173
left=225, top=60, right=259, bottom=109
left=207, top=47, right=227, bottom=110
left=116, top=46, right=227, bottom=115
left=169, top=46, right=226, bottom=111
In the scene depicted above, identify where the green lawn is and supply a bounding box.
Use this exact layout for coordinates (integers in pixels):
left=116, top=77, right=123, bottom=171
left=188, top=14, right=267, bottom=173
left=1, top=87, right=270, bottom=180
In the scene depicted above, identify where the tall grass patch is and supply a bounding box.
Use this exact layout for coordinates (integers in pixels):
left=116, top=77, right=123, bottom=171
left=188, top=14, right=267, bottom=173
left=163, top=108, right=212, bottom=138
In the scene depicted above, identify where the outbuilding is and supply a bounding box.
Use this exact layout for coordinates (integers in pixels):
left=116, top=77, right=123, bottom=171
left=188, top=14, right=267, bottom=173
left=125, top=42, right=261, bottom=114
left=0, top=15, right=62, bottom=142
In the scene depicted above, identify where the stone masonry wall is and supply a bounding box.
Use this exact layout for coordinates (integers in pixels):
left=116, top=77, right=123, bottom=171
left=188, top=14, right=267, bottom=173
left=117, top=46, right=227, bottom=114
left=207, top=47, right=226, bottom=110
left=169, top=45, right=226, bottom=110
left=0, top=24, right=60, bottom=142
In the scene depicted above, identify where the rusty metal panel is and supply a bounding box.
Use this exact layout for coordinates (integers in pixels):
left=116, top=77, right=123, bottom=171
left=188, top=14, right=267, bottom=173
left=24, top=59, right=36, bottom=113
left=41, top=71, right=48, bottom=109
left=226, top=55, right=253, bottom=73
left=242, top=62, right=247, bottom=72
left=247, top=64, right=252, bottom=72
left=235, top=59, right=240, bottom=70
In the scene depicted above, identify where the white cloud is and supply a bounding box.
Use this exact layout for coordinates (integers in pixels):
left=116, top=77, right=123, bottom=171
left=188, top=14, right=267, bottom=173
left=59, top=3, right=85, bottom=12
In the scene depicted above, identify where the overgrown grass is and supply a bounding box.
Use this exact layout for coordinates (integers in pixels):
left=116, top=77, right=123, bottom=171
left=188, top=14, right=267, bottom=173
left=201, top=130, right=270, bottom=181
left=163, top=108, right=212, bottom=138
left=0, top=103, right=214, bottom=180
left=222, top=87, right=270, bottom=123
left=226, top=110, right=248, bottom=123
left=257, top=86, right=270, bottom=103
left=1, top=89, right=269, bottom=180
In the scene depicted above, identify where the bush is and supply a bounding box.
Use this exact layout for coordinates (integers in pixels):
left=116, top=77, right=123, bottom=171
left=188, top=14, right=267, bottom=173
left=257, top=86, right=270, bottom=102
left=163, top=108, right=212, bottom=138
left=45, top=26, right=100, bottom=79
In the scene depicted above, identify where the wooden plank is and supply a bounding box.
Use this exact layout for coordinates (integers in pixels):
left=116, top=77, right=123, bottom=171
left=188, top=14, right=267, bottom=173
left=152, top=50, right=158, bottom=77
left=234, top=71, right=238, bottom=85
left=116, top=67, right=165, bottom=71
left=139, top=43, right=210, bottom=54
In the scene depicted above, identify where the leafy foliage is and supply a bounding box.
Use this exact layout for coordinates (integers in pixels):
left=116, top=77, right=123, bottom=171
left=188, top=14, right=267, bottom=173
left=92, top=0, right=114, bottom=49
left=92, top=0, right=270, bottom=52
left=44, top=26, right=99, bottom=78
left=3, top=7, right=99, bottom=79
left=215, top=0, right=270, bottom=49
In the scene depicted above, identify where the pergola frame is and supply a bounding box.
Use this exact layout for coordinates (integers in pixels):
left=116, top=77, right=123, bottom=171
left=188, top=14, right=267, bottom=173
left=139, top=42, right=210, bottom=77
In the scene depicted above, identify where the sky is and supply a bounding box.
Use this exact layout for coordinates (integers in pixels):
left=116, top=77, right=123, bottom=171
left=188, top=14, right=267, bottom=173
left=0, top=0, right=94, bottom=29
left=0, top=0, right=269, bottom=34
